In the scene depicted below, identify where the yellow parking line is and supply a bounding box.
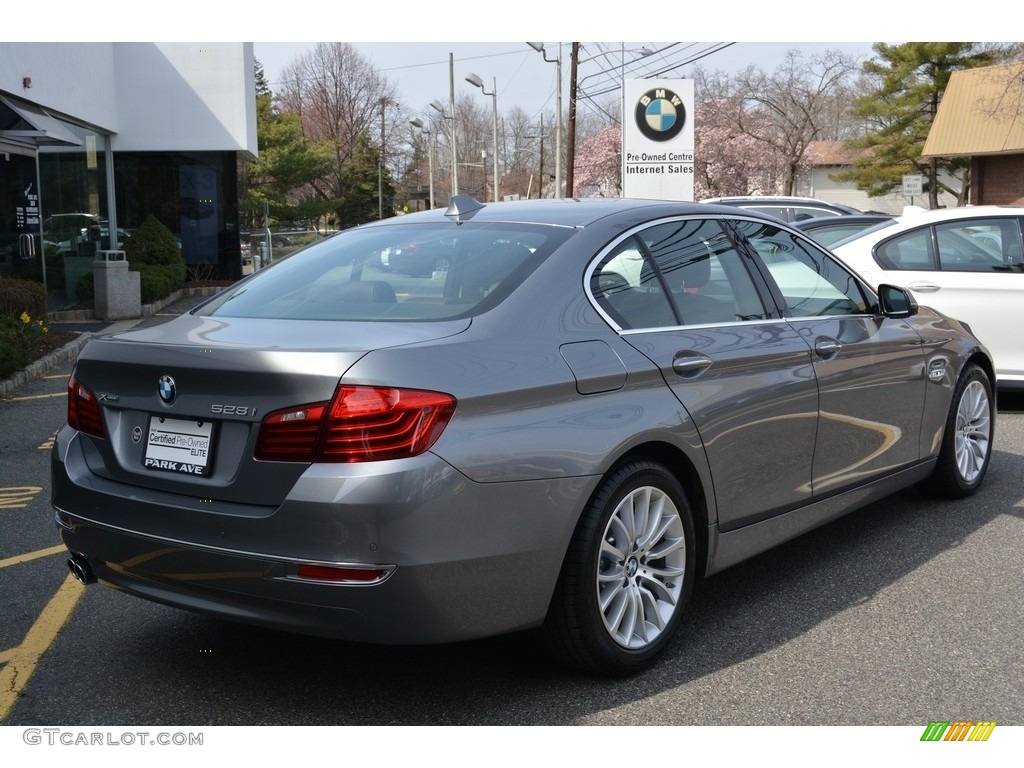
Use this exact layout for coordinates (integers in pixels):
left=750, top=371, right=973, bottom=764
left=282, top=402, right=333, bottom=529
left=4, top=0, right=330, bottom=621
left=0, top=486, right=43, bottom=510
left=0, top=574, right=85, bottom=721
left=0, top=545, right=67, bottom=570
left=7, top=392, right=65, bottom=402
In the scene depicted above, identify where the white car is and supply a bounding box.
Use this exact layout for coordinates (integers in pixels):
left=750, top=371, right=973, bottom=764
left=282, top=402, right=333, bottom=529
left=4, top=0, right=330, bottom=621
left=831, top=205, right=1024, bottom=389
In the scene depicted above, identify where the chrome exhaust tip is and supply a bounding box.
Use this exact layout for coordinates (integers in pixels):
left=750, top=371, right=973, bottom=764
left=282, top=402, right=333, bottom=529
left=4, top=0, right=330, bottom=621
left=67, top=554, right=97, bottom=585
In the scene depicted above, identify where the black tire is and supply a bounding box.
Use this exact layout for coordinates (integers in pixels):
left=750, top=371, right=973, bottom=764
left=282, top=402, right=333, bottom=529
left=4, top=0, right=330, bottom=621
left=917, top=362, right=994, bottom=498
left=544, top=459, right=695, bottom=676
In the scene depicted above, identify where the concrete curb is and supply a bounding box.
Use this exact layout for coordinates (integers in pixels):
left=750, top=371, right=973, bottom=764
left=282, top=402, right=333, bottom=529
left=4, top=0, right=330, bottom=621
left=3, top=286, right=225, bottom=398
left=46, top=284, right=222, bottom=324
left=0, top=333, right=94, bottom=397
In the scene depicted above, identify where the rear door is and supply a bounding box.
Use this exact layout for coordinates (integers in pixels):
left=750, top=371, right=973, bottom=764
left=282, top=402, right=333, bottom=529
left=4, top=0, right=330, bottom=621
left=590, top=216, right=819, bottom=531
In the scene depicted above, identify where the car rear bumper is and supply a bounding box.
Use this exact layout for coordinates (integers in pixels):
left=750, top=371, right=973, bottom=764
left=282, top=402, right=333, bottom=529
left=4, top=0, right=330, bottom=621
left=52, top=430, right=595, bottom=644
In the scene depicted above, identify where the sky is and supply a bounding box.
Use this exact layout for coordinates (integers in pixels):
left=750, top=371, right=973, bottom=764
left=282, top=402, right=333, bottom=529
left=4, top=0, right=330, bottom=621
left=253, top=41, right=878, bottom=124
left=15, top=1, right=991, bottom=127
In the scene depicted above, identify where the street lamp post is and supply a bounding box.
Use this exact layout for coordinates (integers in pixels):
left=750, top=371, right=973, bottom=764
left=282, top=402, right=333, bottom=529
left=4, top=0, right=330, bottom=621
left=527, top=42, right=562, bottom=198
left=430, top=99, right=458, bottom=197
left=466, top=72, right=499, bottom=202
left=409, top=118, right=435, bottom=209
left=378, top=97, right=389, bottom=219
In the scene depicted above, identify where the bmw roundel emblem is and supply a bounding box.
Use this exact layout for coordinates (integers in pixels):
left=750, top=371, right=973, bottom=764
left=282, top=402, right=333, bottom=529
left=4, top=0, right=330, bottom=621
left=158, top=374, right=177, bottom=404
left=635, top=87, right=686, bottom=142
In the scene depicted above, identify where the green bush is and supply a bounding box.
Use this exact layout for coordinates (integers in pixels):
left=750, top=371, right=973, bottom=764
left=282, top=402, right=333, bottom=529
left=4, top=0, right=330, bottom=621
left=0, top=283, right=50, bottom=379
left=123, top=215, right=185, bottom=301
left=0, top=317, right=28, bottom=378
left=138, top=265, right=181, bottom=303
left=0, top=278, right=46, bottom=320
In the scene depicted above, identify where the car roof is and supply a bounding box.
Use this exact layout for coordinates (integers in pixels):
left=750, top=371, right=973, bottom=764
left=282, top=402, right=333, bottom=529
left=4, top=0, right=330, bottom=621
left=702, top=195, right=857, bottom=205
left=700, top=196, right=862, bottom=216
left=895, top=204, right=1024, bottom=224
left=829, top=206, right=1024, bottom=257
left=794, top=214, right=894, bottom=230
left=353, top=196, right=782, bottom=231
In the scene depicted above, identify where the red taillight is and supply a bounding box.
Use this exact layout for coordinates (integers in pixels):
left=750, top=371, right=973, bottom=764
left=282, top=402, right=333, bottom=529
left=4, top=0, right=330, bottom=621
left=67, top=372, right=104, bottom=438
left=254, top=403, right=328, bottom=461
left=294, top=564, right=390, bottom=584
left=320, top=386, right=456, bottom=462
left=254, top=386, right=456, bottom=463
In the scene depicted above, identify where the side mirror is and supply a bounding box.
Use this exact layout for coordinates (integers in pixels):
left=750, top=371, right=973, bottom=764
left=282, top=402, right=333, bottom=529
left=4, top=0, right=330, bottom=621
left=877, top=284, right=918, bottom=318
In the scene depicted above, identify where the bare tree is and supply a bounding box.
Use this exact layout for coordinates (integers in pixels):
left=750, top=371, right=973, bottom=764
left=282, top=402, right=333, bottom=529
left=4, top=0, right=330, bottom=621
left=695, top=50, right=861, bottom=196
left=734, top=50, right=860, bottom=195
left=276, top=43, right=399, bottom=217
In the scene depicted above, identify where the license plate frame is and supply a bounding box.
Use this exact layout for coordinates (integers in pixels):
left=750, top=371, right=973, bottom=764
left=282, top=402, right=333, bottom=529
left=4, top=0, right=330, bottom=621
left=143, top=416, right=215, bottom=477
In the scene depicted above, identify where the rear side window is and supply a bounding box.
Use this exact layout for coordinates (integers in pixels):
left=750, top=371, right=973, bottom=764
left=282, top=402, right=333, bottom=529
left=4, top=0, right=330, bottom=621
left=640, top=219, right=767, bottom=323
left=591, top=239, right=678, bottom=330
left=589, top=218, right=768, bottom=330
left=200, top=223, right=573, bottom=321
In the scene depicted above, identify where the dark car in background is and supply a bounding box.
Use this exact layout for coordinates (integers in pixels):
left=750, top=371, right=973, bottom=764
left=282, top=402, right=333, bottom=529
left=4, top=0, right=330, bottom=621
left=378, top=237, right=455, bottom=276
left=794, top=213, right=896, bottom=246
left=54, top=196, right=995, bottom=676
left=702, top=195, right=862, bottom=222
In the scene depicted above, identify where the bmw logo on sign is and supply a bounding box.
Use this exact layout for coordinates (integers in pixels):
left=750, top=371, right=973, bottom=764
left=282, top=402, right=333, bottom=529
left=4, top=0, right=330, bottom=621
left=158, top=375, right=177, bottom=405
left=635, top=87, right=686, bottom=142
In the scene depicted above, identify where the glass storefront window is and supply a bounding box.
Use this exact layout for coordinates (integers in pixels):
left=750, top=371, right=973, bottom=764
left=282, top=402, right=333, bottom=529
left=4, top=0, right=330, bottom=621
left=38, top=124, right=110, bottom=303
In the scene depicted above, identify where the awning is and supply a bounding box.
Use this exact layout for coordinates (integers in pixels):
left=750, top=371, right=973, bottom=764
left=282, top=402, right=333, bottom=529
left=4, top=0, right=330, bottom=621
left=0, top=94, right=83, bottom=147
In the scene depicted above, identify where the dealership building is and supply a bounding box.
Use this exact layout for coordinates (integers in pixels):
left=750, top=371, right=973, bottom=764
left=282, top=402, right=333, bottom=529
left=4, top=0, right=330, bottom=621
left=0, top=42, right=257, bottom=299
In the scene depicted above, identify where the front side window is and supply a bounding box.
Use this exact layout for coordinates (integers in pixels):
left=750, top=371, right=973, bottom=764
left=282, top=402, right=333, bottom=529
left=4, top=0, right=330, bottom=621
left=936, top=218, right=1024, bottom=272
left=735, top=220, right=869, bottom=317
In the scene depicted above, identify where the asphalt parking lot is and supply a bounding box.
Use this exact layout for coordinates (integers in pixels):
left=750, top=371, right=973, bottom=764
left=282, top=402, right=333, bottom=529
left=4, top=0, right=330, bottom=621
left=1, top=315, right=1021, bottom=732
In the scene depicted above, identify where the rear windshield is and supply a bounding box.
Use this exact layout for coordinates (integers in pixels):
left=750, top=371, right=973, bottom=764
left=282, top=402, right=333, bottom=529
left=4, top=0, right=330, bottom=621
left=201, top=222, right=574, bottom=321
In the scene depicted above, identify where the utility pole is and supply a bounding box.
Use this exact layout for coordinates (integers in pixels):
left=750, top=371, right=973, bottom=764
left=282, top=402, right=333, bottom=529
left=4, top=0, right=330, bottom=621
left=566, top=42, right=579, bottom=198
left=538, top=114, right=545, bottom=198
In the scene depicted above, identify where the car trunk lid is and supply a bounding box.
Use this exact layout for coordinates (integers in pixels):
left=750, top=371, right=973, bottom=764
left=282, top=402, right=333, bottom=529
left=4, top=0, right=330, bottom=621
left=69, top=313, right=470, bottom=507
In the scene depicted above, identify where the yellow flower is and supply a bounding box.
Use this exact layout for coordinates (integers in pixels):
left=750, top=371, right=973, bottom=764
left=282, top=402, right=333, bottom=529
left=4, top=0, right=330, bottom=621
left=20, top=311, right=31, bottom=325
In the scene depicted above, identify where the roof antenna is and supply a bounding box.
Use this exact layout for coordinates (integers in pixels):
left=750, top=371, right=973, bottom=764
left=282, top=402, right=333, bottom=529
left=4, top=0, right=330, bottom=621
left=444, top=195, right=486, bottom=223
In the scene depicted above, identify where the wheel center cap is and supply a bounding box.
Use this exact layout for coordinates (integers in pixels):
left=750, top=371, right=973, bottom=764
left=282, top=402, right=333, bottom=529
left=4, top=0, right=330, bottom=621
left=625, top=557, right=639, bottom=578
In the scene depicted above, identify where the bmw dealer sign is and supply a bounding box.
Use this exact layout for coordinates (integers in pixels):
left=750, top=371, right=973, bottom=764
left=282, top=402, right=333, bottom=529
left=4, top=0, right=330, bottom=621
left=622, top=79, right=695, bottom=201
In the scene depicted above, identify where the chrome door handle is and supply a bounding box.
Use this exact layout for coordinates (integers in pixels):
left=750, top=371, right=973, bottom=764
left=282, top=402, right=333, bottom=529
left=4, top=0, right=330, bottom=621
left=815, top=338, right=842, bottom=360
left=672, top=354, right=713, bottom=378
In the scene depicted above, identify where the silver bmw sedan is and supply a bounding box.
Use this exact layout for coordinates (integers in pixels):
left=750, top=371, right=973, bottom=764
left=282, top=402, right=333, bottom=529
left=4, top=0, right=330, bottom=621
left=53, top=196, right=995, bottom=676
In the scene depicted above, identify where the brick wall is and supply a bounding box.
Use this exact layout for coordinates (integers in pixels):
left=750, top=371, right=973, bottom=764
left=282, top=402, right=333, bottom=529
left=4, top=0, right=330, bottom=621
left=972, top=155, right=1024, bottom=205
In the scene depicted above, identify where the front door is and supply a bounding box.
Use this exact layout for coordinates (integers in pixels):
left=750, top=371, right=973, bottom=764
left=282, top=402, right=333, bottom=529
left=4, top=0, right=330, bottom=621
left=0, top=142, right=43, bottom=283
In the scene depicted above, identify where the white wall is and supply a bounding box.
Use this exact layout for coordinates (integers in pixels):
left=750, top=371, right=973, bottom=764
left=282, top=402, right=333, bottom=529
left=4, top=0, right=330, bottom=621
left=800, top=166, right=960, bottom=214
left=111, top=43, right=256, bottom=155
left=0, top=43, right=119, bottom=130
left=0, top=42, right=256, bottom=156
